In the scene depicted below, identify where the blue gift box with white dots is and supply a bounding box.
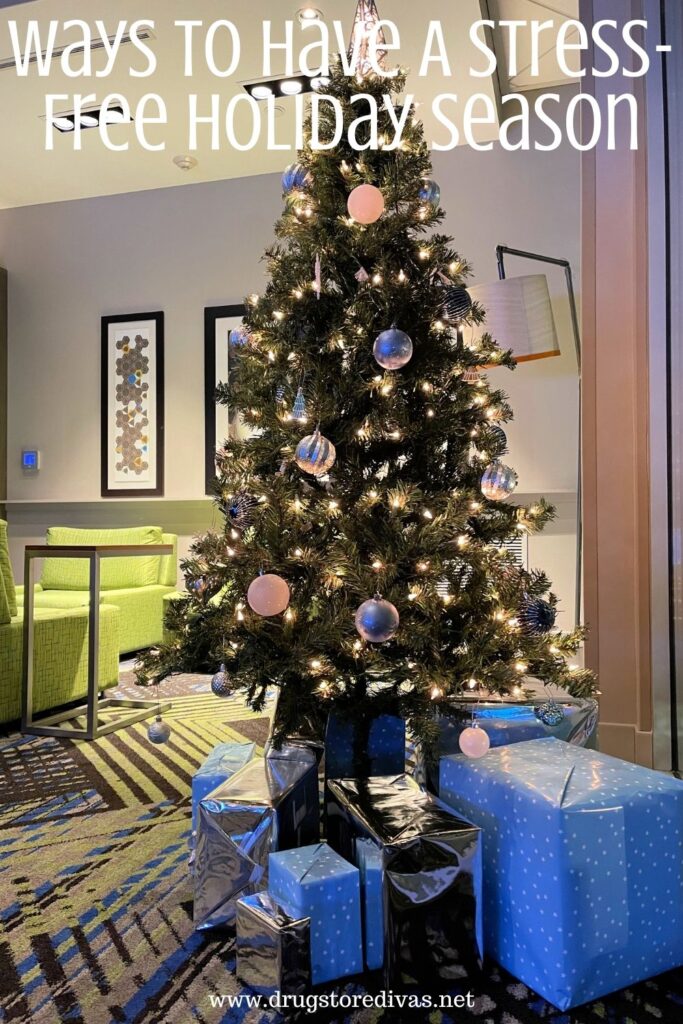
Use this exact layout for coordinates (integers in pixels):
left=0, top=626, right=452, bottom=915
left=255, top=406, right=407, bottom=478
left=439, top=737, right=683, bottom=1010
left=191, top=742, right=256, bottom=830
left=355, top=839, right=384, bottom=971
left=269, top=843, right=363, bottom=985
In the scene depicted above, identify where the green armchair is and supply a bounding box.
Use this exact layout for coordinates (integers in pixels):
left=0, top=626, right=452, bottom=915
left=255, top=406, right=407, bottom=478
left=0, top=521, right=120, bottom=726
left=16, top=526, right=179, bottom=655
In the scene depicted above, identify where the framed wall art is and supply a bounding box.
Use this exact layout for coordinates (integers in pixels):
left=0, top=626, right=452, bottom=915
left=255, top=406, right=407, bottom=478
left=204, top=303, right=247, bottom=495
left=101, top=311, right=164, bottom=498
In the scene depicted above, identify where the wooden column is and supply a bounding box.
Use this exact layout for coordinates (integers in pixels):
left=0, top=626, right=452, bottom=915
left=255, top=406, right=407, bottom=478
left=580, top=0, right=653, bottom=764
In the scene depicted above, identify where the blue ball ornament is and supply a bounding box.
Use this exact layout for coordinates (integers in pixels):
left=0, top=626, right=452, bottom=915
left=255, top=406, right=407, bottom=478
left=373, top=327, right=414, bottom=371
left=419, top=179, right=441, bottom=209
left=282, top=162, right=312, bottom=195
left=147, top=717, right=171, bottom=744
left=534, top=701, right=565, bottom=728
left=355, top=597, right=400, bottom=644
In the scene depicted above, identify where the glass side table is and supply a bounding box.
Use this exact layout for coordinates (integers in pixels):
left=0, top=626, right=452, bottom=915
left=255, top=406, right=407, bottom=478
left=21, top=544, right=173, bottom=740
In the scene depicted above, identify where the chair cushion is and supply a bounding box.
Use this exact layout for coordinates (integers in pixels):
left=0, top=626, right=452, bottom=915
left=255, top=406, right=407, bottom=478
left=40, top=526, right=164, bottom=591
left=0, top=571, right=10, bottom=625
left=0, top=521, right=17, bottom=616
left=160, top=534, right=178, bottom=587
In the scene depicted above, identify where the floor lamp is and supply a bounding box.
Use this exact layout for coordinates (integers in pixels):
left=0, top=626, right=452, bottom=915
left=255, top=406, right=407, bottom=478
left=469, top=246, right=583, bottom=628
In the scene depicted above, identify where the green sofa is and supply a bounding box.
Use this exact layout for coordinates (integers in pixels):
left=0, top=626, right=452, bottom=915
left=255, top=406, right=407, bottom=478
left=16, top=526, right=178, bottom=655
left=0, top=521, right=120, bottom=725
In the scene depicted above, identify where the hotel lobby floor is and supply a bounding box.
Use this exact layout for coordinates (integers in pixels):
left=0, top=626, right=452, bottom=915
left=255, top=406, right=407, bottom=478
left=0, top=669, right=680, bottom=1023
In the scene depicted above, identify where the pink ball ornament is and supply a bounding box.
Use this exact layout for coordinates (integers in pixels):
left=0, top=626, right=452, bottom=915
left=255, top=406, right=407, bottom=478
left=247, top=574, right=291, bottom=617
left=348, top=184, right=385, bottom=225
left=459, top=725, right=491, bottom=759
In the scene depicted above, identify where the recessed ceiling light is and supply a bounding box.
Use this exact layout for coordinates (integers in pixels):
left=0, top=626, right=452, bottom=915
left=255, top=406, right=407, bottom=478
left=251, top=84, right=274, bottom=100
left=280, top=79, right=303, bottom=96
left=101, top=108, right=128, bottom=125
left=298, top=7, right=322, bottom=23
left=79, top=113, right=99, bottom=128
left=311, top=76, right=330, bottom=91
left=173, top=155, right=198, bottom=172
left=52, top=116, right=74, bottom=132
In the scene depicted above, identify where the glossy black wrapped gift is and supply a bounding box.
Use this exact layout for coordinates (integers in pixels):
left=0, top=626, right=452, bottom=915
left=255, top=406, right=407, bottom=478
left=327, top=774, right=483, bottom=988
left=236, top=892, right=311, bottom=998
left=193, top=744, right=320, bottom=931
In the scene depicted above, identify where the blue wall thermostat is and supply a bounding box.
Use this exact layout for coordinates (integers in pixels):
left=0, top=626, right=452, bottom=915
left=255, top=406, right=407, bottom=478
left=21, top=449, right=41, bottom=473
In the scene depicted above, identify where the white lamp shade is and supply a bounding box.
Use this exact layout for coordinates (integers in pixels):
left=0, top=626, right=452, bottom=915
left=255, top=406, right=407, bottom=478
left=468, top=275, right=560, bottom=362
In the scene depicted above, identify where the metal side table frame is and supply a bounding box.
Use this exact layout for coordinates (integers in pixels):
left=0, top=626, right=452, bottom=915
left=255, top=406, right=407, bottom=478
left=21, top=544, right=172, bottom=740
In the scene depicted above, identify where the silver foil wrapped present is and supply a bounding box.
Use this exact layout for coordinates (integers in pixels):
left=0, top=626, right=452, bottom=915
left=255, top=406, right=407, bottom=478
left=194, top=745, right=320, bottom=931
left=236, top=892, right=311, bottom=998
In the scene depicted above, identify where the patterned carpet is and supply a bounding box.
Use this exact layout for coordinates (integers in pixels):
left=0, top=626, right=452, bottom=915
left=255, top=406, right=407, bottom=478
left=0, top=670, right=681, bottom=1024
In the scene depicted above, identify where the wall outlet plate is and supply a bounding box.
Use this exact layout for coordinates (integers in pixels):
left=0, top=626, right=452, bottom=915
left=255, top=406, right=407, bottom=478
left=21, top=449, right=40, bottom=473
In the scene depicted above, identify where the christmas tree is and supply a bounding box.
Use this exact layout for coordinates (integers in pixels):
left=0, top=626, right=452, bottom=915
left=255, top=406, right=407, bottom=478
left=138, top=42, right=597, bottom=751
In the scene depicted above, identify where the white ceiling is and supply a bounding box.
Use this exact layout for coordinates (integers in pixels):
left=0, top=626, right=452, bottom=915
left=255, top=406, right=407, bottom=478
left=0, top=0, right=579, bottom=208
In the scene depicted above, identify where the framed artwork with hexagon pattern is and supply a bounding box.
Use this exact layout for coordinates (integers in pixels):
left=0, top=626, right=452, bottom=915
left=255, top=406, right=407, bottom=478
left=204, top=304, right=247, bottom=496
left=101, top=312, right=164, bottom=497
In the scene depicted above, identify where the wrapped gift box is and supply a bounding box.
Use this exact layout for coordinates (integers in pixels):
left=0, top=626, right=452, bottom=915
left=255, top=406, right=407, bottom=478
left=236, top=892, right=310, bottom=998
left=194, top=745, right=320, bottom=931
left=325, top=711, right=405, bottom=782
left=327, top=774, right=484, bottom=986
left=422, top=698, right=598, bottom=794
left=191, top=741, right=256, bottom=829
left=439, top=737, right=683, bottom=1010
left=269, top=843, right=363, bottom=985
left=355, top=838, right=383, bottom=971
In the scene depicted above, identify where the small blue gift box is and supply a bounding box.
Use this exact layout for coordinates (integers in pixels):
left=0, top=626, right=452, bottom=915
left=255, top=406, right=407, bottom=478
left=325, top=711, right=405, bottom=781
left=269, top=843, right=363, bottom=985
left=355, top=839, right=383, bottom=971
left=191, top=742, right=256, bottom=829
left=440, top=737, right=683, bottom=1010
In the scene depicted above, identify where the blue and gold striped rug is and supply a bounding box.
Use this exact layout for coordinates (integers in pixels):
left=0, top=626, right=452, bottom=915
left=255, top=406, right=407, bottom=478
left=0, top=674, right=682, bottom=1023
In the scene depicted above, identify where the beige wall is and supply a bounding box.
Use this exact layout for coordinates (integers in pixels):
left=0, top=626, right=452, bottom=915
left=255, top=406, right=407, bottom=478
left=0, top=112, right=581, bottom=621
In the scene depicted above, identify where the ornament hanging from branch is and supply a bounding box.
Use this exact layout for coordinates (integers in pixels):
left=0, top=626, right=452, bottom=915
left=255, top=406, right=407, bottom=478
left=293, top=387, right=307, bottom=421
left=348, top=0, right=388, bottom=77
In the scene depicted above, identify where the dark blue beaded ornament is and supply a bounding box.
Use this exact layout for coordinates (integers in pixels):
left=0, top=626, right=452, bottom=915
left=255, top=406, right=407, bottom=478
left=228, top=491, right=258, bottom=531
left=211, top=664, right=233, bottom=698
left=519, top=598, right=557, bottom=636
left=534, top=701, right=565, bottom=728
left=442, top=286, right=473, bottom=324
